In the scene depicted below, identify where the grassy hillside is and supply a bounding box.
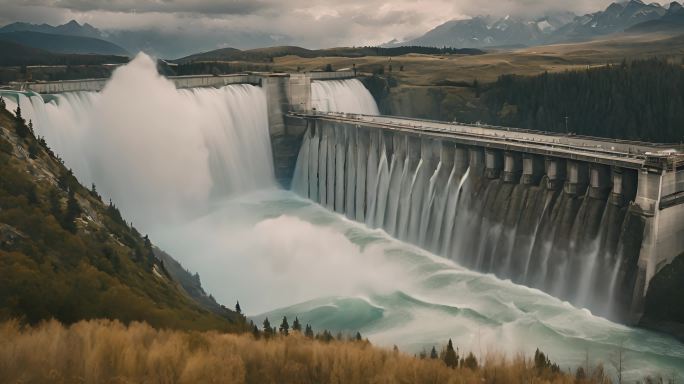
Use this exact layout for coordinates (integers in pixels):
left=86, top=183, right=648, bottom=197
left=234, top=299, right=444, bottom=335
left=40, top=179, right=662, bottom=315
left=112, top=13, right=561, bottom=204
left=0, top=100, right=244, bottom=332
left=0, top=319, right=603, bottom=384
left=174, top=45, right=483, bottom=64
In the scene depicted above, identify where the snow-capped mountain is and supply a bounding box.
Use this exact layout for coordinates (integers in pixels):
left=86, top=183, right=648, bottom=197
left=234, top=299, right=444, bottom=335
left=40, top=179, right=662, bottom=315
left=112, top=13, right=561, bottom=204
left=392, top=1, right=675, bottom=49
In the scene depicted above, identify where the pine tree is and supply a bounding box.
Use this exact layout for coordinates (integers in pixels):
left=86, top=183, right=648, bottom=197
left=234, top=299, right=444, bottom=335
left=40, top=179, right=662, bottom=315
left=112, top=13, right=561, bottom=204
left=292, top=316, right=301, bottom=332
left=63, top=188, right=81, bottom=233
left=262, top=317, right=272, bottom=338
left=443, top=339, right=458, bottom=369
left=463, top=352, right=478, bottom=370
left=235, top=301, right=242, bottom=315
left=430, top=346, right=438, bottom=359
left=304, top=324, right=314, bottom=339
left=355, top=331, right=362, bottom=342
left=252, top=324, right=260, bottom=339
left=279, top=316, right=289, bottom=336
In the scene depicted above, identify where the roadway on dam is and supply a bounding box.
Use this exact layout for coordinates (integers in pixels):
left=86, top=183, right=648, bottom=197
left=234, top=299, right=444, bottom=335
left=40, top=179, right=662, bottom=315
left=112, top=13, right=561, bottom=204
left=291, top=111, right=684, bottom=171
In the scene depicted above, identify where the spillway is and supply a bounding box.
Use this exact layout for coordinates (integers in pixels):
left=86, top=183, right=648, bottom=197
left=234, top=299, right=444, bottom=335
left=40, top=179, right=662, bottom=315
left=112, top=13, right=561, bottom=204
left=311, top=79, right=380, bottom=114
left=291, top=80, right=646, bottom=321
left=4, top=54, right=274, bottom=229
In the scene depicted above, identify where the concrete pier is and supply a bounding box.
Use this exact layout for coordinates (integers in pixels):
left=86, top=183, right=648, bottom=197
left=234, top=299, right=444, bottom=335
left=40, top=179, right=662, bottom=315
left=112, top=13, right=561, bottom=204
left=545, top=158, right=566, bottom=190
left=485, top=149, right=503, bottom=179
left=564, top=160, right=589, bottom=196
left=503, top=152, right=523, bottom=183
left=522, top=154, right=544, bottom=185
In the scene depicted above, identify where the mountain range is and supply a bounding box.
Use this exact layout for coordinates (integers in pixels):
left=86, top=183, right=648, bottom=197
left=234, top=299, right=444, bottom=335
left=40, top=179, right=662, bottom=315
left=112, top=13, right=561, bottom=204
left=1, top=1, right=684, bottom=59
left=392, top=1, right=684, bottom=49
left=0, top=20, right=284, bottom=59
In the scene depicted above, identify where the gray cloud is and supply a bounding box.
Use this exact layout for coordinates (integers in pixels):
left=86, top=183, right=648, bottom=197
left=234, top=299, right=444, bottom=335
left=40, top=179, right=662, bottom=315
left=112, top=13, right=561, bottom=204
left=0, top=0, right=671, bottom=55
left=3, top=0, right=271, bottom=15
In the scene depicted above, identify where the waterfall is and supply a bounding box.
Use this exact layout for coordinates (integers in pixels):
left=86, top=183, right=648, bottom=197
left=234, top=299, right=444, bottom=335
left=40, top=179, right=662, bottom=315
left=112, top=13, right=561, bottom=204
left=290, top=76, right=640, bottom=320
left=6, top=53, right=274, bottom=230
left=311, top=79, right=380, bottom=115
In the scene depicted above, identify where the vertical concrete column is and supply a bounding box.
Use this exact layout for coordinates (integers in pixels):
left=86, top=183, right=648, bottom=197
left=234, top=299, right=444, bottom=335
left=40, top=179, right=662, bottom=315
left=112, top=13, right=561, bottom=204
left=522, top=154, right=545, bottom=185
left=485, top=149, right=503, bottom=179
left=393, top=133, right=406, bottom=158
left=288, top=73, right=311, bottom=113
left=407, top=136, right=422, bottom=167
left=588, top=164, right=612, bottom=199
left=440, top=142, right=455, bottom=169
left=454, top=146, right=469, bottom=175
left=563, top=160, right=589, bottom=196
left=545, top=157, right=566, bottom=190
left=503, top=151, right=523, bottom=183
left=262, top=76, right=288, bottom=136
left=635, top=169, right=663, bottom=215
left=469, top=147, right=485, bottom=174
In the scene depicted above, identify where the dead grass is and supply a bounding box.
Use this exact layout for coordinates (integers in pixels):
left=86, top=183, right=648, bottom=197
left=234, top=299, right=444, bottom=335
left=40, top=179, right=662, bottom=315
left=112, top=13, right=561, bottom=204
left=0, top=319, right=611, bottom=384
left=273, top=32, right=684, bottom=85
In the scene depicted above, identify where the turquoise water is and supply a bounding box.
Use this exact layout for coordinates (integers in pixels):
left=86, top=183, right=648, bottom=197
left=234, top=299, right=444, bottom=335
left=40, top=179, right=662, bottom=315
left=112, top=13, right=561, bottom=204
left=153, top=189, right=684, bottom=381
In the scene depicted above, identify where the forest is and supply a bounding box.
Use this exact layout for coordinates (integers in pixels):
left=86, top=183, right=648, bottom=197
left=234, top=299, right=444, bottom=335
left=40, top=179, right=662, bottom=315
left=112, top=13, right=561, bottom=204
left=481, top=59, right=684, bottom=143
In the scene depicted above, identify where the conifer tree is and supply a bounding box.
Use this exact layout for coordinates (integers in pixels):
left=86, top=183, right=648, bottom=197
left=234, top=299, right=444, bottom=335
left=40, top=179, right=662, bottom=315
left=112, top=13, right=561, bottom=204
left=292, top=316, right=301, bottom=332
left=430, top=346, right=438, bottom=359
left=443, top=339, right=458, bottom=368
left=355, top=331, right=362, bottom=341
left=252, top=324, right=260, bottom=339
left=304, top=324, right=314, bottom=339
left=64, top=188, right=81, bottom=233
left=262, top=317, right=272, bottom=338
left=463, top=352, right=478, bottom=370
left=235, top=301, right=242, bottom=315
left=279, top=316, right=289, bottom=335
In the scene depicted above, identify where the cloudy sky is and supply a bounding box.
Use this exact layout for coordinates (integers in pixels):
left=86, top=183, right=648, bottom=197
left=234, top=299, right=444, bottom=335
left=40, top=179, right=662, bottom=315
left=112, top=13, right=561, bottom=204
left=0, top=0, right=667, bottom=55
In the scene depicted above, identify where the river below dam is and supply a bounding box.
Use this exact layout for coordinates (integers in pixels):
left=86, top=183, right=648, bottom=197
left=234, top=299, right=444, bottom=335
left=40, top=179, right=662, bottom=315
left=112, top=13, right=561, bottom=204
left=155, top=189, right=684, bottom=380
left=3, top=53, right=683, bottom=380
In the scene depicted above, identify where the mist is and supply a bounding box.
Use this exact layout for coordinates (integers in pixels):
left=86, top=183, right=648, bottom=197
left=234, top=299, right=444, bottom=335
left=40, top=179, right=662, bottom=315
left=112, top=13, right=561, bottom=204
left=14, top=53, right=273, bottom=229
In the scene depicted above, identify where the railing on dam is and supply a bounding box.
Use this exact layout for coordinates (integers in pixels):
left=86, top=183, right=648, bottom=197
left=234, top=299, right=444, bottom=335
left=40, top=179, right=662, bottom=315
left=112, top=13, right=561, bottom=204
left=6, top=70, right=357, bottom=94
left=291, top=111, right=684, bottom=171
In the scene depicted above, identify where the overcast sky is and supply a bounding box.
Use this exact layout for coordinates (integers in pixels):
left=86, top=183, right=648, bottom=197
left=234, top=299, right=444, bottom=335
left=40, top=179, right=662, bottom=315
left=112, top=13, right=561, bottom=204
left=0, top=0, right=670, bottom=49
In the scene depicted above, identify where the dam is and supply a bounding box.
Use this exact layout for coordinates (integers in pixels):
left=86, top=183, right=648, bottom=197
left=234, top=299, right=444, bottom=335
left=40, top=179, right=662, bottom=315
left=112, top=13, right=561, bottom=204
left=4, top=67, right=683, bottom=323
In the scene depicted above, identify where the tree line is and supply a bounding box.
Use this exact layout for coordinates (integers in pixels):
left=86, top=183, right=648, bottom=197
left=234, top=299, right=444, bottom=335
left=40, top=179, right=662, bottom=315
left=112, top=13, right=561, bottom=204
left=481, top=58, right=684, bottom=143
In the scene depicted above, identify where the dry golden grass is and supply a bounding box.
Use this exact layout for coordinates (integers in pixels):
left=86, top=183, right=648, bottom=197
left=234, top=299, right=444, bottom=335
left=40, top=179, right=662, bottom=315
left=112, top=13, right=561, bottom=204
left=273, top=32, right=684, bottom=85
left=0, top=319, right=610, bottom=384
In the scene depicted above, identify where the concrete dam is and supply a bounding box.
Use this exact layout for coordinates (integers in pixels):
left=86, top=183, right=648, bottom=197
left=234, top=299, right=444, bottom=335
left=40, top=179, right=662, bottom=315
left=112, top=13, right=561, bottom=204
left=5, top=70, right=683, bottom=323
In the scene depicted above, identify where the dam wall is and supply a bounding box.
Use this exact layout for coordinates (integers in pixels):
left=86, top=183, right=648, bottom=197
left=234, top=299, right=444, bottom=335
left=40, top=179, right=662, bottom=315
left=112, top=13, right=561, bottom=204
left=7, top=71, right=354, bottom=187
left=289, top=112, right=684, bottom=322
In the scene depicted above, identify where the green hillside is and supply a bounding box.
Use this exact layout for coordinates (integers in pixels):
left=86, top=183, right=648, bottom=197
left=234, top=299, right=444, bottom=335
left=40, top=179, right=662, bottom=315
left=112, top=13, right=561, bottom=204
left=0, top=100, right=244, bottom=332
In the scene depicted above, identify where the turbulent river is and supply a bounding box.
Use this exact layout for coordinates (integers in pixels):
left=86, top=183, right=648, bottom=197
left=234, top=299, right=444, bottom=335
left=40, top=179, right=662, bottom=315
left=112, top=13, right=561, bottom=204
left=2, top=53, right=683, bottom=380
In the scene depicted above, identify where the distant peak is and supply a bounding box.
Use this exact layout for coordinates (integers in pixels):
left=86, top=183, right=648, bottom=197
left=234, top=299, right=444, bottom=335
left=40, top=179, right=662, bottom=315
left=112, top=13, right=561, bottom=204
left=64, top=20, right=80, bottom=26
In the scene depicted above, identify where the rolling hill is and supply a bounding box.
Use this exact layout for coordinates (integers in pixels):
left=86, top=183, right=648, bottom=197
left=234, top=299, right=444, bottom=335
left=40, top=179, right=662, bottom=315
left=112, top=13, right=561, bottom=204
left=174, top=45, right=483, bottom=64
left=0, top=31, right=129, bottom=56
left=0, top=40, right=128, bottom=67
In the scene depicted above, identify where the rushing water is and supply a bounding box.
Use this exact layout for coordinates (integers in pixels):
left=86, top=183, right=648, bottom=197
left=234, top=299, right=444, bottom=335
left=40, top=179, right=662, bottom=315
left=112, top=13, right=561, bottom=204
left=291, top=113, right=637, bottom=321
left=3, top=57, right=683, bottom=381
left=3, top=53, right=273, bottom=230
left=311, top=79, right=380, bottom=114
